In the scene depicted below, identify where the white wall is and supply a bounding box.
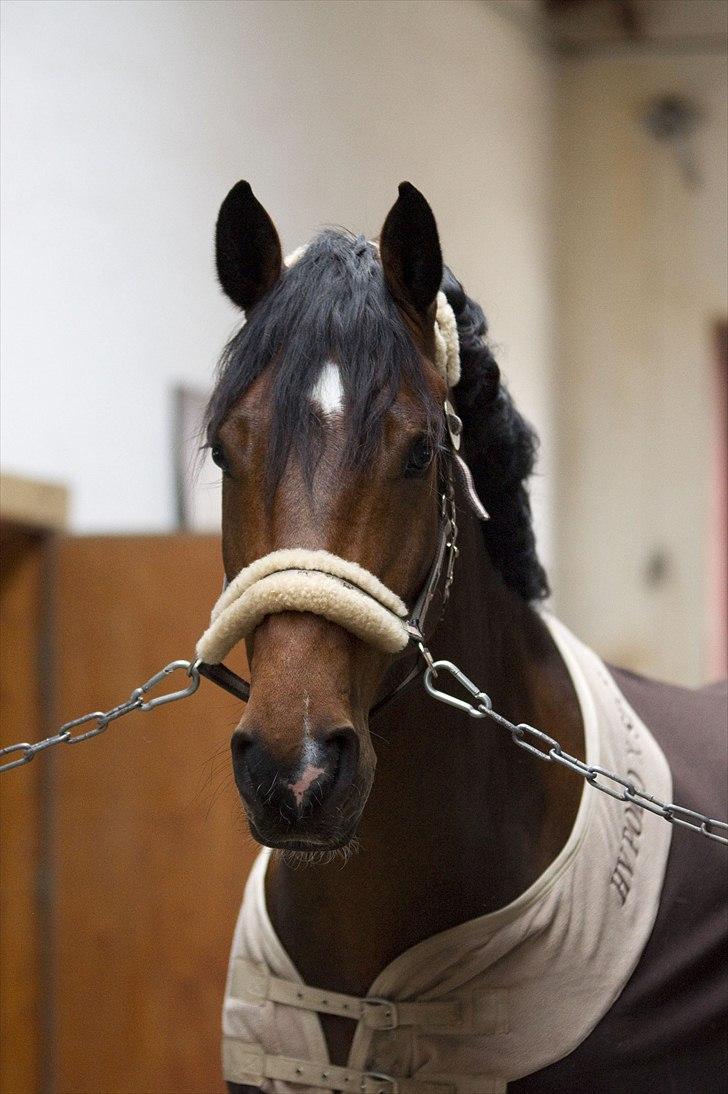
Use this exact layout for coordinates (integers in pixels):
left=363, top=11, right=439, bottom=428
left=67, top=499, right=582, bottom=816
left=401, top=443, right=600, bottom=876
left=553, top=51, right=728, bottom=685
left=1, top=0, right=556, bottom=553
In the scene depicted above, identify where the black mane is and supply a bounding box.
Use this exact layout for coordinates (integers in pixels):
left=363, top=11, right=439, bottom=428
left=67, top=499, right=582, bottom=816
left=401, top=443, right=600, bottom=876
left=207, top=229, right=548, bottom=602
left=442, top=268, right=549, bottom=602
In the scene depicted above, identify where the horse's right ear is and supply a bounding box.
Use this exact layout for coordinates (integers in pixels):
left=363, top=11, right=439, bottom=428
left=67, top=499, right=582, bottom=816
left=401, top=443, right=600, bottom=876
left=215, top=181, right=282, bottom=311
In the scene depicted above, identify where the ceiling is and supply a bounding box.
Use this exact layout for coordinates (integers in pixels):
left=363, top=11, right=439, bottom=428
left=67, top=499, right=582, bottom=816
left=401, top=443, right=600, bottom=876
left=496, top=0, right=728, bottom=55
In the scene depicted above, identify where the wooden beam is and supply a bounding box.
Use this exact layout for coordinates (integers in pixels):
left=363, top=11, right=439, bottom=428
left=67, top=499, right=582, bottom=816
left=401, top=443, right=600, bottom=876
left=0, top=473, right=69, bottom=533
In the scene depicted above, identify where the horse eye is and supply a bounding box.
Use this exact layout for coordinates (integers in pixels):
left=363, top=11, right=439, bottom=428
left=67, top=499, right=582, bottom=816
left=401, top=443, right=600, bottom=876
left=405, top=436, right=433, bottom=476
left=210, top=443, right=229, bottom=472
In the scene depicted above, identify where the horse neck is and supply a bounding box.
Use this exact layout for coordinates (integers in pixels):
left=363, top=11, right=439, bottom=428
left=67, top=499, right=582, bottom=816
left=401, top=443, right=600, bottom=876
left=265, top=484, right=584, bottom=994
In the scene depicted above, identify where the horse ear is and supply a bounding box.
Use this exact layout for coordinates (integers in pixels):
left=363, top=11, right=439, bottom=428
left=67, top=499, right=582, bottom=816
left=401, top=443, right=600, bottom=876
left=380, top=182, right=443, bottom=316
left=215, top=181, right=283, bottom=311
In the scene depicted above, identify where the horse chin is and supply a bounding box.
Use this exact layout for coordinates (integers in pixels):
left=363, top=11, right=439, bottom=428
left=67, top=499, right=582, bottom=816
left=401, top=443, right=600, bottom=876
left=274, top=835, right=361, bottom=869
left=245, top=814, right=363, bottom=862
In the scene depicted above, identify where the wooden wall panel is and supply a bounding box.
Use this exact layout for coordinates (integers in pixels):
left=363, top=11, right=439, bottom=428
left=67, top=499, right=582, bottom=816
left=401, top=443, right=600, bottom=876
left=0, top=531, right=47, bottom=1094
left=54, top=535, right=256, bottom=1094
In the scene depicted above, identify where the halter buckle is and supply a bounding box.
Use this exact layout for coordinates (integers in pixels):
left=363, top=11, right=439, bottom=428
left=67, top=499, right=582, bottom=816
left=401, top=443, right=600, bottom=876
left=444, top=399, right=463, bottom=451
left=412, top=636, right=436, bottom=673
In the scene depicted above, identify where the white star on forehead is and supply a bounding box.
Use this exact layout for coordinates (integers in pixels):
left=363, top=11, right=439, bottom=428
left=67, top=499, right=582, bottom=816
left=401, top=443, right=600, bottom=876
left=310, top=360, right=343, bottom=416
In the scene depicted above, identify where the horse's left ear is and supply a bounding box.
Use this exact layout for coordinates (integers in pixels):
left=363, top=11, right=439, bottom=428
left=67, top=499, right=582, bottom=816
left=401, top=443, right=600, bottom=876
left=215, top=180, right=283, bottom=311
left=380, top=182, right=443, bottom=317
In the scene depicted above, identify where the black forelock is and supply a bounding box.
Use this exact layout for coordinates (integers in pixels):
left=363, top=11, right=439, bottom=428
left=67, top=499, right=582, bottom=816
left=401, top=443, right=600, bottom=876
left=205, top=228, right=439, bottom=489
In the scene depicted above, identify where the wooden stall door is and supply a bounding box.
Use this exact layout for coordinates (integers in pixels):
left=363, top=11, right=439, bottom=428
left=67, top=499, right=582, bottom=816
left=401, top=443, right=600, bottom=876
left=54, top=535, right=256, bottom=1094
left=0, top=532, right=47, bottom=1094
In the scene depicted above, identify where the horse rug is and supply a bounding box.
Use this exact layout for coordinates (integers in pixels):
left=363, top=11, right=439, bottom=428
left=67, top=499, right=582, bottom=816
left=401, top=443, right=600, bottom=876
left=221, top=616, right=727, bottom=1092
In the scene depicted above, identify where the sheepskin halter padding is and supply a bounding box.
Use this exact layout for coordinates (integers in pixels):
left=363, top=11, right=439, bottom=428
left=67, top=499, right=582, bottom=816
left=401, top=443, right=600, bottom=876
left=432, top=289, right=460, bottom=388
left=195, top=549, right=409, bottom=665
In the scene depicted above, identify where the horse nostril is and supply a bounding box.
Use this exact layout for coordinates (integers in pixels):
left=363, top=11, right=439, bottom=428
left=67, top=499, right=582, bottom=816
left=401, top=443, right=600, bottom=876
left=230, top=729, right=262, bottom=803
left=231, top=729, right=252, bottom=769
left=321, top=726, right=358, bottom=788
left=321, top=726, right=356, bottom=770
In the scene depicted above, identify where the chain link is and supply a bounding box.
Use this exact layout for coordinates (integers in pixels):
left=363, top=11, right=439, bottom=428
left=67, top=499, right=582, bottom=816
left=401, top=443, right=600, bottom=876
left=424, top=658, right=728, bottom=846
left=0, top=660, right=200, bottom=773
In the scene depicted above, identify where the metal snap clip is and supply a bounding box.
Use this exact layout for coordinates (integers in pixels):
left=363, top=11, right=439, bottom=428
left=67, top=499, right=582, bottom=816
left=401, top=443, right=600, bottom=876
left=134, top=659, right=201, bottom=711
left=424, top=660, right=492, bottom=718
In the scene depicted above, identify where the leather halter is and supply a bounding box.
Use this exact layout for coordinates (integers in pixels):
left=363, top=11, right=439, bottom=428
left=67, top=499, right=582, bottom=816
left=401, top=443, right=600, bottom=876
left=196, top=405, right=463, bottom=715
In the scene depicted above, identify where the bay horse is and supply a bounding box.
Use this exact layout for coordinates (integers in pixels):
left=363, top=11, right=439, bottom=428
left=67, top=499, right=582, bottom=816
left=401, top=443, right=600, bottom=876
left=203, top=181, right=727, bottom=1093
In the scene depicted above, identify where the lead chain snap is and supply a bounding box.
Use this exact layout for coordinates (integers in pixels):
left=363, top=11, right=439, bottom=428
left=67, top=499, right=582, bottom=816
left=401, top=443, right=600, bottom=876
left=424, top=660, right=492, bottom=718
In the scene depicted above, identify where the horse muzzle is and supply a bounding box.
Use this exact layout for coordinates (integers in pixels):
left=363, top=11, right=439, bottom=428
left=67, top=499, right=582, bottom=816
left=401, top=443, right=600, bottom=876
left=231, top=719, right=362, bottom=849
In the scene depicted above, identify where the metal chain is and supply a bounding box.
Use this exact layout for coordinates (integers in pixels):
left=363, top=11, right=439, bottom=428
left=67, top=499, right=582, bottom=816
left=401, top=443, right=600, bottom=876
left=424, top=657, right=728, bottom=846
left=2, top=642, right=726, bottom=850
left=0, top=660, right=200, bottom=773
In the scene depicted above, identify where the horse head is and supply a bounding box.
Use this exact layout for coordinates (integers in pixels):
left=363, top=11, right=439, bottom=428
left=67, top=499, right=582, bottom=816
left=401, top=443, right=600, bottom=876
left=205, top=181, right=453, bottom=853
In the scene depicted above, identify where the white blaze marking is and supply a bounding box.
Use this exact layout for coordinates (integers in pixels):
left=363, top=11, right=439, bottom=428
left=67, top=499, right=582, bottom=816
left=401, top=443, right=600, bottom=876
left=286, top=695, right=326, bottom=806
left=310, top=361, right=343, bottom=416
left=288, top=763, right=326, bottom=807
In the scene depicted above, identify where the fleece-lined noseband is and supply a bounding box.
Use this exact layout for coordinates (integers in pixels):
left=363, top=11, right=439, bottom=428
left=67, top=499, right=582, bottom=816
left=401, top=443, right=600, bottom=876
left=195, top=246, right=486, bottom=709
left=196, top=549, right=410, bottom=663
